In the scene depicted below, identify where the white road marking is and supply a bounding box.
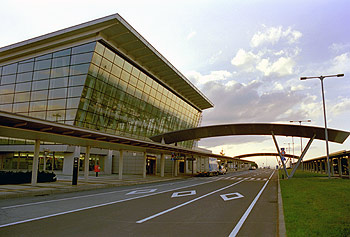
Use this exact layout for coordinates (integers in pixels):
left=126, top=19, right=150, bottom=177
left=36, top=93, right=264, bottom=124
left=171, top=190, right=196, bottom=198
left=228, top=170, right=275, bottom=237
left=220, top=192, right=244, bottom=201
left=136, top=180, right=245, bottom=224
left=0, top=178, right=223, bottom=228
left=1, top=180, right=188, bottom=210
left=126, top=189, right=157, bottom=195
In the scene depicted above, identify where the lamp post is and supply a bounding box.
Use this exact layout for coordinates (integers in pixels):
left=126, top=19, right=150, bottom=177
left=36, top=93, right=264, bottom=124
left=290, top=120, right=311, bottom=170
left=300, top=74, right=344, bottom=178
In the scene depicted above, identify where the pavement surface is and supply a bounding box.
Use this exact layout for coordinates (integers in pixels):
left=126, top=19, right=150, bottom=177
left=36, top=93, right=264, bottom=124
left=0, top=169, right=280, bottom=236
left=0, top=173, right=188, bottom=200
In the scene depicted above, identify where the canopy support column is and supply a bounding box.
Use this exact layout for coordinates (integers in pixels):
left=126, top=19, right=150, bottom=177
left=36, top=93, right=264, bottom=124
left=272, top=132, right=289, bottom=178
left=289, top=134, right=316, bottom=178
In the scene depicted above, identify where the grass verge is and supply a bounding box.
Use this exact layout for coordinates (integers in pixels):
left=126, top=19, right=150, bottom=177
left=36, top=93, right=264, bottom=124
left=280, top=169, right=350, bottom=237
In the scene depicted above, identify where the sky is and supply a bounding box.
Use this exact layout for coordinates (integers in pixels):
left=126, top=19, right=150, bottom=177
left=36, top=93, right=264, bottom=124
left=1, top=0, right=350, bottom=167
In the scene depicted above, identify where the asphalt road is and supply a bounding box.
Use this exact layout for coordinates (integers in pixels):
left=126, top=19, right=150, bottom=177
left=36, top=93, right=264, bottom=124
left=0, top=169, right=278, bottom=236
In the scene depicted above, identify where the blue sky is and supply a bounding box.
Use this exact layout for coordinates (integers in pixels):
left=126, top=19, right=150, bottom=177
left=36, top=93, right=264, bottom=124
left=1, top=0, right=349, bottom=167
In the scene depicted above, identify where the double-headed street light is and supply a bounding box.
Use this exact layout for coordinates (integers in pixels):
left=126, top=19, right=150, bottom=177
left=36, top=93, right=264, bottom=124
left=300, top=74, right=344, bottom=178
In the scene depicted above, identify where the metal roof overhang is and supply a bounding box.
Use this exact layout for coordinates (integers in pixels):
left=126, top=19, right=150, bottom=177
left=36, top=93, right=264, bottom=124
left=0, top=14, right=213, bottom=111
left=0, top=111, right=243, bottom=161
left=150, top=123, right=350, bottom=144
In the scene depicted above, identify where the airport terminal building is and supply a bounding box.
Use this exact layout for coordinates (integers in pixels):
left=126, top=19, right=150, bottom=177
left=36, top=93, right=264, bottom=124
left=0, top=14, right=224, bottom=176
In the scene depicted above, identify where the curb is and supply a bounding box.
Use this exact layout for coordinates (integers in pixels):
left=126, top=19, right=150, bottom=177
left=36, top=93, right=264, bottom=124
left=0, top=177, right=187, bottom=200
left=277, top=173, right=287, bottom=237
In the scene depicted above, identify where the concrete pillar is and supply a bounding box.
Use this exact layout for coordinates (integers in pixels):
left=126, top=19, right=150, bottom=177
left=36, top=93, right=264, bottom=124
left=174, top=160, right=178, bottom=177
left=63, top=146, right=80, bottom=175
left=84, top=146, right=90, bottom=181
left=31, top=140, right=40, bottom=186
left=43, top=152, right=47, bottom=171
left=143, top=152, right=147, bottom=178
left=160, top=153, right=165, bottom=177
left=331, top=158, right=334, bottom=176
left=348, top=156, right=350, bottom=179
left=119, top=150, right=123, bottom=180
left=338, top=158, right=342, bottom=177
left=105, top=150, right=113, bottom=175
left=185, top=157, right=189, bottom=174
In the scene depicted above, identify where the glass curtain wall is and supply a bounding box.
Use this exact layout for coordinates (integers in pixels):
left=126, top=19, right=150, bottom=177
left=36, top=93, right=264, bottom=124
left=0, top=41, right=202, bottom=148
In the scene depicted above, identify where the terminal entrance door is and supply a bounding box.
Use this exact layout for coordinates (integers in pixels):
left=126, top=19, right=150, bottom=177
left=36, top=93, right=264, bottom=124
left=146, top=157, right=156, bottom=175
left=179, top=161, right=185, bottom=173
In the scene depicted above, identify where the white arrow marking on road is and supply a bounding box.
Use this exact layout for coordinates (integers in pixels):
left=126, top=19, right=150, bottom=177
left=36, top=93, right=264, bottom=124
left=126, top=189, right=157, bottom=195
left=220, top=192, right=244, bottom=201
left=171, top=190, right=196, bottom=198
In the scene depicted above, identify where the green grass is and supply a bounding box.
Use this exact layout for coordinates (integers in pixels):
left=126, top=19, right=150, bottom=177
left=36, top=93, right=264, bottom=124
left=280, top=170, right=350, bottom=237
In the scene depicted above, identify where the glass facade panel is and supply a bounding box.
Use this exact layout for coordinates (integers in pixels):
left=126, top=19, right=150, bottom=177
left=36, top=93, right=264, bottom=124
left=0, top=40, right=202, bottom=148
left=52, top=56, right=70, bottom=68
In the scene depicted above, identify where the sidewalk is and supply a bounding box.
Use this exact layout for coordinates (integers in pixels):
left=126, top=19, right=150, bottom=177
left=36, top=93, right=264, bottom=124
left=0, top=173, right=190, bottom=200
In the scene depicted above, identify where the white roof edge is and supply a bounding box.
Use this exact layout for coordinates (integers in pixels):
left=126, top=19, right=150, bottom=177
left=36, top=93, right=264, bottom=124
left=0, top=13, right=119, bottom=53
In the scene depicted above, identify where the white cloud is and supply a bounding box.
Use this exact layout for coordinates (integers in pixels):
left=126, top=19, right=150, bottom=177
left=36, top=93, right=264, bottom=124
left=329, top=53, right=350, bottom=74
left=186, top=70, right=233, bottom=86
left=330, top=97, right=350, bottom=115
left=250, top=26, right=302, bottom=48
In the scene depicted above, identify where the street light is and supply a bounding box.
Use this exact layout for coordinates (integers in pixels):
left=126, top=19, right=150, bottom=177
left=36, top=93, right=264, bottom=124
left=290, top=119, right=311, bottom=170
left=300, top=73, right=344, bottom=178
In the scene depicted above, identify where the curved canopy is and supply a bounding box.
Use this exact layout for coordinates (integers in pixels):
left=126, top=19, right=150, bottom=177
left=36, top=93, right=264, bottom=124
left=234, top=153, right=299, bottom=159
left=150, top=123, right=350, bottom=144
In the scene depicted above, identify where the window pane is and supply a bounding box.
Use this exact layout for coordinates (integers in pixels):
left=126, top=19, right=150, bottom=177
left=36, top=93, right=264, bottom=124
left=47, top=110, right=65, bottom=121
left=51, top=67, right=69, bottom=78
left=66, top=109, right=77, bottom=120
left=69, top=75, right=86, bottom=86
left=0, top=104, right=13, bottom=112
left=33, top=69, right=50, bottom=80
left=47, top=99, right=66, bottom=110
left=72, top=42, right=96, bottom=54
left=1, top=75, right=16, bottom=85
left=71, top=52, right=93, bottom=65
left=67, top=97, right=80, bottom=109
left=13, top=102, right=29, bottom=113
left=29, top=111, right=46, bottom=120
left=103, top=47, right=114, bottom=62
left=52, top=56, right=70, bottom=68
left=14, top=92, right=30, bottom=102
left=30, top=101, right=47, bottom=111
left=32, top=80, right=49, bottom=90
left=70, top=64, right=89, bottom=76
left=95, top=42, right=104, bottom=55
left=123, top=61, right=132, bottom=72
left=34, top=59, right=51, bottom=70
left=18, top=62, right=34, bottom=73
left=68, top=86, right=83, bottom=97
left=50, top=77, right=68, bottom=89
left=53, top=48, right=71, bottom=58
left=17, top=72, right=33, bottom=83
left=2, top=63, right=18, bottom=75
left=0, top=94, right=14, bottom=104
left=48, top=88, right=67, bottom=99
left=15, top=82, right=32, bottom=92
left=31, top=90, right=48, bottom=101
left=114, top=55, right=124, bottom=68
left=100, top=58, right=112, bottom=72
left=0, top=84, right=15, bottom=94
left=35, top=54, right=52, bottom=61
